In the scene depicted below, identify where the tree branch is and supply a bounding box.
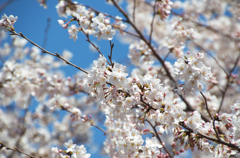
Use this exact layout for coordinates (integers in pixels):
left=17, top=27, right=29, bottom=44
left=146, top=120, right=173, bottom=158
left=218, top=52, right=240, bottom=113
left=9, top=30, right=88, bottom=74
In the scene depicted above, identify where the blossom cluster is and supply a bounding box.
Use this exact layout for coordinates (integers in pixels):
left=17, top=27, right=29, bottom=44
left=0, top=14, right=18, bottom=32
left=56, top=1, right=119, bottom=41
left=173, top=51, right=217, bottom=95
left=1, top=0, right=240, bottom=157
left=51, top=139, right=90, bottom=158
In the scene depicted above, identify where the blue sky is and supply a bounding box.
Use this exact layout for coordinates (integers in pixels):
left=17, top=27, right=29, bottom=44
left=1, top=0, right=132, bottom=157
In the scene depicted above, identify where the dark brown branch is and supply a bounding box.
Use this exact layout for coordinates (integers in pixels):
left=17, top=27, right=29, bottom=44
left=110, top=0, right=214, bottom=126
left=108, top=41, right=114, bottom=67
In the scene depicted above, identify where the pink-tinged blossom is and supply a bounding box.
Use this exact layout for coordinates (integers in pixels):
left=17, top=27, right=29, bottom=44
left=56, top=1, right=68, bottom=17
left=0, top=14, right=18, bottom=31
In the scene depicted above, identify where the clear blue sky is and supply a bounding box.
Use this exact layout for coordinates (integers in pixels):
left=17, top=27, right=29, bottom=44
left=1, top=0, right=131, bottom=157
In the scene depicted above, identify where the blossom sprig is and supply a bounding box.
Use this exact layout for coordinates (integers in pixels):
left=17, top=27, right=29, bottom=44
left=156, top=0, right=173, bottom=21
left=51, top=139, right=90, bottom=158
left=173, top=51, right=217, bottom=95
left=0, top=14, right=17, bottom=32
left=0, top=142, right=40, bottom=158
left=56, top=1, right=116, bottom=41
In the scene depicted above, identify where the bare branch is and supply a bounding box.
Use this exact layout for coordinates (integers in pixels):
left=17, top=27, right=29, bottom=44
left=80, top=29, right=103, bottom=56
left=108, top=40, right=114, bottom=67
left=0, top=142, right=41, bottom=158
left=9, top=30, right=88, bottom=74
left=42, top=17, right=51, bottom=49
left=112, top=25, right=140, bottom=38
left=149, top=0, right=157, bottom=44
left=218, top=52, right=240, bottom=113
left=0, top=0, right=15, bottom=12
left=200, top=92, right=220, bottom=141
left=133, top=0, right=136, bottom=23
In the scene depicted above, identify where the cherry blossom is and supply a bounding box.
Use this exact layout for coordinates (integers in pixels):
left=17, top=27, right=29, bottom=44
left=1, top=0, right=240, bottom=157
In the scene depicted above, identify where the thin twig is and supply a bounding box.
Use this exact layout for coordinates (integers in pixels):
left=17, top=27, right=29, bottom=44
left=179, top=121, right=240, bottom=151
left=0, top=0, right=15, bottom=12
left=1, top=142, right=40, bottom=158
left=191, top=40, right=228, bottom=76
left=112, top=26, right=140, bottom=38
left=9, top=31, right=88, bottom=74
left=61, top=106, right=107, bottom=135
left=42, top=17, right=51, bottom=49
left=149, top=0, right=157, bottom=44
left=81, top=29, right=102, bottom=56
left=200, top=92, right=213, bottom=120
left=90, top=123, right=107, bottom=135
left=218, top=52, right=240, bottom=113
left=133, top=0, right=136, bottom=23
left=171, top=11, right=240, bottom=43
left=108, top=41, right=114, bottom=67
left=146, top=120, right=173, bottom=158
left=200, top=92, right=220, bottom=141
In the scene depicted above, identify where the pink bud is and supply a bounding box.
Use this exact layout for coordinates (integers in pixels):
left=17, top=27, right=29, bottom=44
left=142, top=129, right=150, bottom=134
left=62, top=22, right=70, bottom=29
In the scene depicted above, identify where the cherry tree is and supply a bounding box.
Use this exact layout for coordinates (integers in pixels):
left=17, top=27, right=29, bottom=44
left=0, top=0, right=240, bottom=157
